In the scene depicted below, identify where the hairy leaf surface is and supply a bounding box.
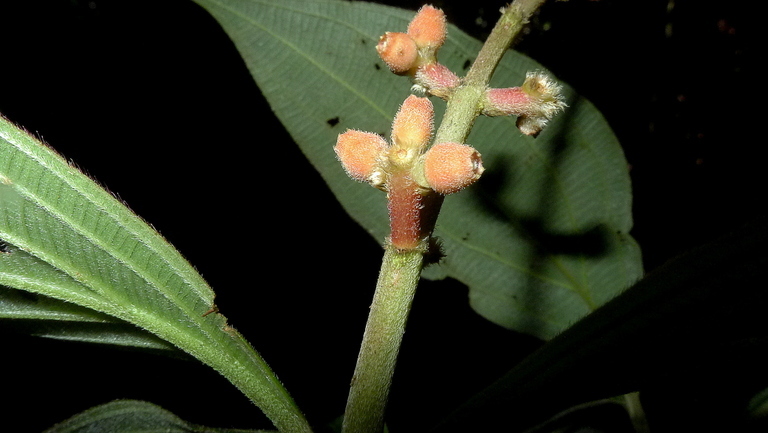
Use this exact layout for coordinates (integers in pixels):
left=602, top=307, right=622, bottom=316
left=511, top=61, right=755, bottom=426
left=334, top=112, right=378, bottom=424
left=0, top=115, right=310, bottom=432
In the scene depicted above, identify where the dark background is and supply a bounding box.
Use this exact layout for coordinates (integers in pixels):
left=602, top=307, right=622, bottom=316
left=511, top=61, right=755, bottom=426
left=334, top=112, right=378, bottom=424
left=0, top=0, right=762, bottom=432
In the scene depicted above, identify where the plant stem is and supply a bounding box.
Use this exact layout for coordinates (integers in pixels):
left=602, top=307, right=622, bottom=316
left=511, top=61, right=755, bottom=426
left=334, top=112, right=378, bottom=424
left=624, top=392, right=651, bottom=433
left=342, top=245, right=424, bottom=433
left=433, top=0, right=546, bottom=146
left=342, top=2, right=547, bottom=432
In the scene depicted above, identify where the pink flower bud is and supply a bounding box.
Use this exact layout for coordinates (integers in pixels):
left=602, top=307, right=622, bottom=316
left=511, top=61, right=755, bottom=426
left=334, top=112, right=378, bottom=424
left=423, top=142, right=484, bottom=194
left=414, top=63, right=461, bottom=98
left=376, top=32, right=419, bottom=75
left=483, top=87, right=534, bottom=117
left=334, top=129, right=388, bottom=184
left=482, top=71, right=567, bottom=136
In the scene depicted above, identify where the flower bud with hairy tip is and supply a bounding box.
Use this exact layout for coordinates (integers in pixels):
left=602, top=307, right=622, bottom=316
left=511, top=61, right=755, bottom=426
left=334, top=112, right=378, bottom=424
left=390, top=95, right=434, bottom=166
left=407, top=5, right=447, bottom=51
left=482, top=70, right=567, bottom=136
left=421, top=142, right=484, bottom=194
left=521, top=71, right=567, bottom=123
left=377, top=32, right=419, bottom=75
left=516, top=114, right=550, bottom=137
left=335, top=129, right=389, bottom=187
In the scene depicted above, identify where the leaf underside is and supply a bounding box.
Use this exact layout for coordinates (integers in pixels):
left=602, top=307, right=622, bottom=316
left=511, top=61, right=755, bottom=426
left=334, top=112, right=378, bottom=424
left=1, top=283, right=180, bottom=352
left=192, top=0, right=643, bottom=339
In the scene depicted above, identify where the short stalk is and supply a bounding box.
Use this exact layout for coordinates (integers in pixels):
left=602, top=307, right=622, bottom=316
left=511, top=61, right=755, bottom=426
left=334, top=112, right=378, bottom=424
left=433, top=0, right=545, bottom=145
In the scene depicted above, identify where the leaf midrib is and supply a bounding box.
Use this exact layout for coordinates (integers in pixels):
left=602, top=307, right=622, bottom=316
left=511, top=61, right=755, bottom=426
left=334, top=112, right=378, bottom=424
left=203, top=0, right=392, bottom=120
left=1, top=132, right=215, bottom=335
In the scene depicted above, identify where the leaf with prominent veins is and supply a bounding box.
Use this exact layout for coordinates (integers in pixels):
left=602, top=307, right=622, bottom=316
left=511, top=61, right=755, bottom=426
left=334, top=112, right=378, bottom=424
left=0, top=115, right=311, bottom=432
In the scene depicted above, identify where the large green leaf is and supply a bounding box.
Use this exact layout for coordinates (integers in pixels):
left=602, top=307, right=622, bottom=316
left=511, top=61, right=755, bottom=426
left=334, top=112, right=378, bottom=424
left=191, top=0, right=642, bottom=339
left=0, top=115, right=311, bottom=432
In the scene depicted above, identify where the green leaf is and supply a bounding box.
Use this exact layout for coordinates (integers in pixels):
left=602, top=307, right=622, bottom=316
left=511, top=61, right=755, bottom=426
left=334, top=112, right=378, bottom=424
left=1, top=283, right=180, bottom=353
left=44, top=399, right=273, bottom=433
left=749, top=386, right=768, bottom=419
left=191, top=0, right=642, bottom=339
left=0, top=115, right=311, bottom=432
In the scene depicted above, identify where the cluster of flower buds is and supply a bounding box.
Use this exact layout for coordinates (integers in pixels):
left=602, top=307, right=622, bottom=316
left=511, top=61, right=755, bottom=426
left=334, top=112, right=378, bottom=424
left=335, top=5, right=569, bottom=249
left=376, top=4, right=566, bottom=136
left=376, top=5, right=445, bottom=74
left=335, top=95, right=484, bottom=196
left=376, top=5, right=460, bottom=98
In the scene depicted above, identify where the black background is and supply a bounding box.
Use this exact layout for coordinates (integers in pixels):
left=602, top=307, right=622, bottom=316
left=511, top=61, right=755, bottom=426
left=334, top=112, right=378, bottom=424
left=0, top=0, right=762, bottom=432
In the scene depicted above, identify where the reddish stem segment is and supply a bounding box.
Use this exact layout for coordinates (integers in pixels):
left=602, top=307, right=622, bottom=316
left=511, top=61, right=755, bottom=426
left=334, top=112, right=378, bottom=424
left=387, top=171, right=442, bottom=250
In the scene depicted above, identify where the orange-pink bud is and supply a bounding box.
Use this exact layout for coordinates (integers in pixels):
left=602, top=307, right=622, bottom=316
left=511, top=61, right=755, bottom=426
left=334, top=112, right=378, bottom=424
left=407, top=5, right=447, bottom=50
left=391, top=95, right=434, bottom=154
left=376, top=32, right=419, bottom=74
left=422, top=142, right=484, bottom=194
left=334, top=129, right=388, bottom=184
